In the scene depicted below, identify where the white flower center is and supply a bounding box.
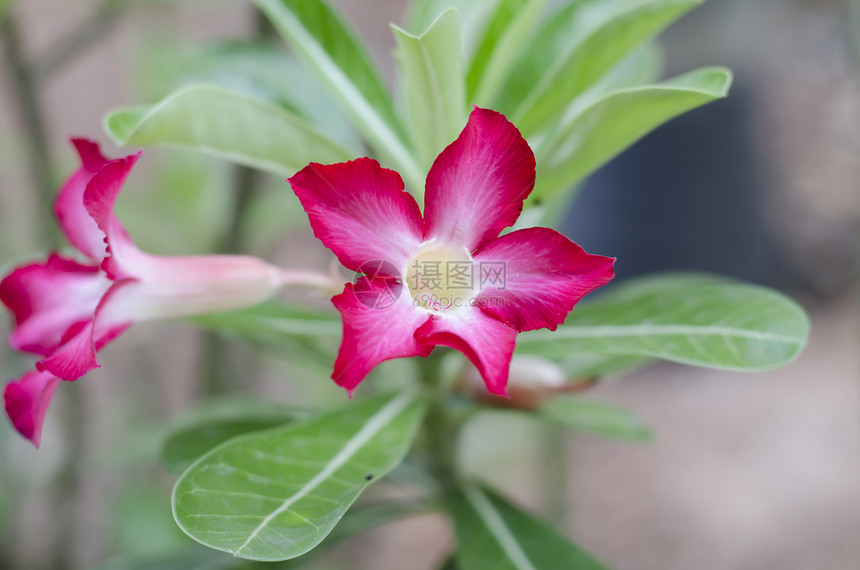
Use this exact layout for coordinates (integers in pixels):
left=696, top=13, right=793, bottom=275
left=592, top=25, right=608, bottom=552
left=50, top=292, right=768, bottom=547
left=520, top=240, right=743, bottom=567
left=404, top=244, right=477, bottom=312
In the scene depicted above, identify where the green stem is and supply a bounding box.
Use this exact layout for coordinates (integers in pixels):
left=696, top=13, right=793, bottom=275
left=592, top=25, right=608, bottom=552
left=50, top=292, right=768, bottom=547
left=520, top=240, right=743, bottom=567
left=540, top=426, right=568, bottom=525
left=35, top=1, right=124, bottom=81
left=0, top=9, right=58, bottom=249
left=197, top=165, right=260, bottom=396
left=419, top=351, right=459, bottom=493
left=196, top=4, right=271, bottom=396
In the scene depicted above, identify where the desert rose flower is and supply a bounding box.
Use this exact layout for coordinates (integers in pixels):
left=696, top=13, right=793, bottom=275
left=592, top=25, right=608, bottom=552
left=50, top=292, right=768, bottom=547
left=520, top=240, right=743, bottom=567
left=1, top=139, right=333, bottom=446
left=288, top=107, right=615, bottom=396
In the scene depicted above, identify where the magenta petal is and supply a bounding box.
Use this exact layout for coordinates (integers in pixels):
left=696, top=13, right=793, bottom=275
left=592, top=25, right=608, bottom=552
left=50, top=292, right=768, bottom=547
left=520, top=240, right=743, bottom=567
left=82, top=153, right=145, bottom=280
left=36, top=320, right=99, bottom=380
left=473, top=228, right=615, bottom=332
left=35, top=280, right=133, bottom=381
left=289, top=159, right=425, bottom=274
left=424, top=107, right=536, bottom=250
left=416, top=309, right=517, bottom=396
left=4, top=370, right=60, bottom=447
left=0, top=254, right=110, bottom=355
left=54, top=139, right=112, bottom=262
left=331, top=277, right=432, bottom=393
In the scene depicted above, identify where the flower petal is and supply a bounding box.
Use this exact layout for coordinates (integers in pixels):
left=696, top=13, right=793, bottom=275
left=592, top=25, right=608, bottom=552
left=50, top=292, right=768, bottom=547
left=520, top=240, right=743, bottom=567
left=4, top=370, right=60, bottom=447
left=36, top=280, right=134, bottom=381
left=424, top=107, right=535, bottom=251
left=0, top=254, right=110, bottom=355
left=415, top=309, right=517, bottom=396
left=331, top=277, right=432, bottom=393
left=54, top=139, right=111, bottom=262
left=289, top=158, right=425, bottom=274
left=473, top=227, right=615, bottom=332
left=82, top=153, right=146, bottom=280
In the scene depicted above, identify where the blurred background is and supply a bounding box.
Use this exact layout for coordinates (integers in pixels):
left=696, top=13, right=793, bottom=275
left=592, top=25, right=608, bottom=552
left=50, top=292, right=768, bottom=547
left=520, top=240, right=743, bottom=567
left=1, top=0, right=859, bottom=569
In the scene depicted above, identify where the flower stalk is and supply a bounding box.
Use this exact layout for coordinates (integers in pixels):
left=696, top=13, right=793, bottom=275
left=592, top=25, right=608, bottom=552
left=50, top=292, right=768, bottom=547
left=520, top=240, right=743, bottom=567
left=419, top=350, right=459, bottom=494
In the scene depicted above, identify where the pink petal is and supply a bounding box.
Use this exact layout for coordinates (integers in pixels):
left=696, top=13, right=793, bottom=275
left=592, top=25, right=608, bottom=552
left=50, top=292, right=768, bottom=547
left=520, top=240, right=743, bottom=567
left=36, top=281, right=134, bottom=381
left=4, top=370, right=60, bottom=448
left=473, top=227, right=615, bottom=332
left=331, top=277, right=432, bottom=393
left=36, top=320, right=99, bottom=380
left=0, top=254, right=110, bottom=355
left=415, top=309, right=517, bottom=396
left=54, top=139, right=112, bottom=262
left=289, top=159, right=425, bottom=275
left=81, top=153, right=146, bottom=280
left=424, top=107, right=536, bottom=251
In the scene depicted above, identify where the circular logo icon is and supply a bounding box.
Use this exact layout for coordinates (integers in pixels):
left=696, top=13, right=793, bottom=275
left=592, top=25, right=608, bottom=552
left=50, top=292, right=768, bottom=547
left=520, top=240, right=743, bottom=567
left=353, top=260, right=402, bottom=309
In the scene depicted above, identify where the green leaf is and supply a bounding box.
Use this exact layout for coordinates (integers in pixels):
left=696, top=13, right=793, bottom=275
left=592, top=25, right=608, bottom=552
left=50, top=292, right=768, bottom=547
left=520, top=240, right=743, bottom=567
left=468, top=0, right=547, bottom=106
left=142, top=42, right=359, bottom=151
left=539, top=396, right=652, bottom=442
left=588, top=43, right=665, bottom=96
left=392, top=9, right=467, bottom=168
left=449, top=484, right=609, bottom=570
left=557, top=353, right=650, bottom=379
left=191, top=301, right=341, bottom=340
left=406, top=0, right=498, bottom=57
left=161, top=411, right=305, bottom=476
left=173, top=393, right=426, bottom=561
left=531, top=66, right=732, bottom=200
left=512, top=0, right=701, bottom=136
left=255, top=0, right=424, bottom=192
left=517, top=273, right=810, bottom=371
left=104, top=85, right=352, bottom=177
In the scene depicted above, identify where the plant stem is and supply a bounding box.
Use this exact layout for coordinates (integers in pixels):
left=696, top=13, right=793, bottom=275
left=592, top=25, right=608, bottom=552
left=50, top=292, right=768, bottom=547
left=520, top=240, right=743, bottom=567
left=0, top=9, right=58, bottom=249
left=196, top=4, right=271, bottom=397
left=540, top=426, right=568, bottom=525
left=35, top=1, right=124, bottom=81
left=419, top=351, right=459, bottom=493
left=1, top=9, right=89, bottom=570
left=197, top=166, right=260, bottom=396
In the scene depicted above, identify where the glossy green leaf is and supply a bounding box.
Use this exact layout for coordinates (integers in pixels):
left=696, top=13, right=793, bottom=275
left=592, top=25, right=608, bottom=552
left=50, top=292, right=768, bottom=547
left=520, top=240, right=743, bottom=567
left=392, top=9, right=467, bottom=168
left=143, top=42, right=359, bottom=151
left=161, top=408, right=305, bottom=476
left=531, top=67, right=732, bottom=199
left=407, top=0, right=497, bottom=57
left=104, top=85, right=352, bottom=176
left=468, top=0, right=547, bottom=106
left=517, top=273, right=810, bottom=371
left=558, top=353, right=650, bottom=379
left=513, top=0, right=701, bottom=136
left=586, top=43, right=665, bottom=99
left=493, top=0, right=582, bottom=116
left=539, top=396, right=652, bottom=442
left=190, top=301, right=340, bottom=349
left=449, top=484, right=609, bottom=570
left=256, top=0, right=424, bottom=192
left=173, top=393, right=426, bottom=561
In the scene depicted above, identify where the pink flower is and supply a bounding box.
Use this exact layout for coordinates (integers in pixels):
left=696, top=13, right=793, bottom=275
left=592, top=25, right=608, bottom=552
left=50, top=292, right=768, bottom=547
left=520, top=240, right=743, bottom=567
left=2, top=139, right=331, bottom=446
left=288, top=107, right=615, bottom=396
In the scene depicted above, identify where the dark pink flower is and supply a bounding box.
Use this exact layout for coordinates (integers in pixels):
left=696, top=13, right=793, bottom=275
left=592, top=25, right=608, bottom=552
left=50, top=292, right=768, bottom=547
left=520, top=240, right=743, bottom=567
left=2, top=139, right=331, bottom=446
left=289, top=107, right=615, bottom=396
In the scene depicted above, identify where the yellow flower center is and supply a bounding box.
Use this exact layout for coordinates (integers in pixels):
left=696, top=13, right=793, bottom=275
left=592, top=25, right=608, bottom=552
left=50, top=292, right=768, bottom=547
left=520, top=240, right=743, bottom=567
left=405, top=245, right=476, bottom=312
